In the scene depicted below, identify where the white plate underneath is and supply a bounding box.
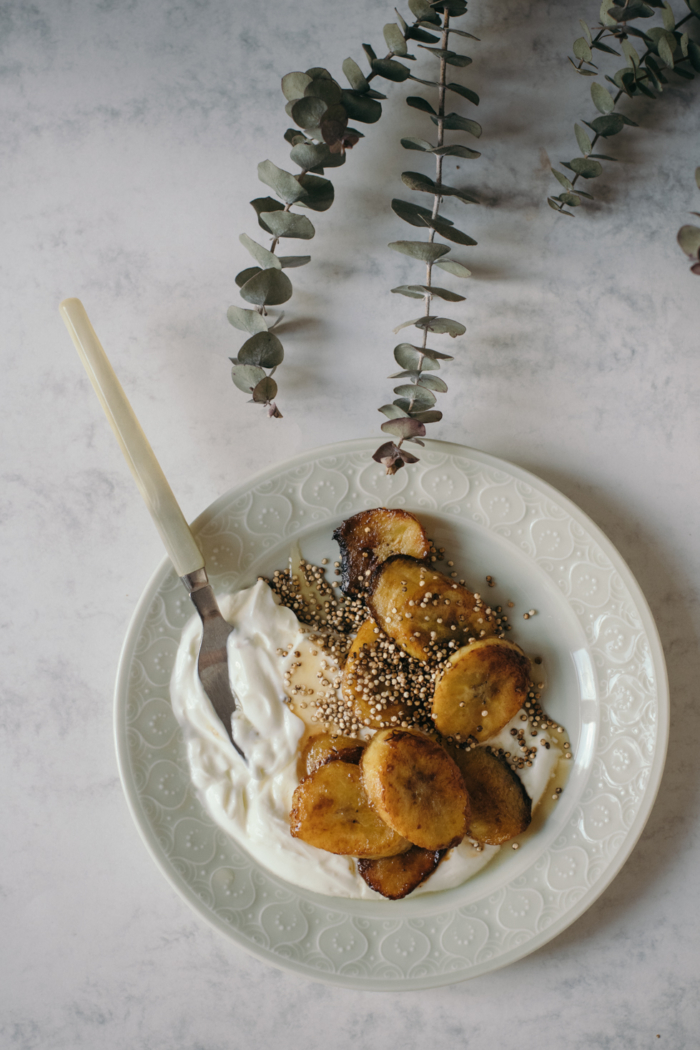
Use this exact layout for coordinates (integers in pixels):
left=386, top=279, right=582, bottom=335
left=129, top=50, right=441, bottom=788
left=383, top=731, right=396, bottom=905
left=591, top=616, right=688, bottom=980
left=114, top=438, right=668, bottom=990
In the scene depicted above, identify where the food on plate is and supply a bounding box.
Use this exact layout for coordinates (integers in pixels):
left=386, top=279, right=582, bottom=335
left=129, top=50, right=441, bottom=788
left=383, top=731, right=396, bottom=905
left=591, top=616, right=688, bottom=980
left=300, top=731, right=366, bottom=777
left=357, top=845, right=445, bottom=900
left=290, top=760, right=412, bottom=857
left=431, top=637, right=530, bottom=741
left=333, top=508, right=430, bottom=595
left=360, top=728, right=469, bottom=851
left=171, top=504, right=570, bottom=901
left=366, top=555, right=497, bottom=661
left=449, top=744, right=532, bottom=845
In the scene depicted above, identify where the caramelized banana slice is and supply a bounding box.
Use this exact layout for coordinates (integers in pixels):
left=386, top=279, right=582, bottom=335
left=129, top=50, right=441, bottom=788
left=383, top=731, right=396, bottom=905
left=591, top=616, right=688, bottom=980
left=432, top=637, right=530, bottom=741
left=367, top=555, right=496, bottom=661
left=300, top=732, right=365, bottom=778
left=341, top=618, right=413, bottom=729
left=357, top=845, right=445, bottom=899
left=360, top=728, right=468, bottom=850
left=333, top=508, right=430, bottom=595
left=290, top=761, right=411, bottom=858
left=450, top=746, right=532, bottom=845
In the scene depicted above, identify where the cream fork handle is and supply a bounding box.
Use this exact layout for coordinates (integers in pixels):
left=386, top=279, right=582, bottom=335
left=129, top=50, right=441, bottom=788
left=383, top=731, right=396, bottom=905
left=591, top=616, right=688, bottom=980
left=60, top=298, right=204, bottom=577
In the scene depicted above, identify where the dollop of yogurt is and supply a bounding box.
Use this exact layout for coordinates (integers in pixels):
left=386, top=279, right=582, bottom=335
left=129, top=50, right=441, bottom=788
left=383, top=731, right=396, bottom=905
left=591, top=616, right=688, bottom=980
left=170, top=580, right=562, bottom=899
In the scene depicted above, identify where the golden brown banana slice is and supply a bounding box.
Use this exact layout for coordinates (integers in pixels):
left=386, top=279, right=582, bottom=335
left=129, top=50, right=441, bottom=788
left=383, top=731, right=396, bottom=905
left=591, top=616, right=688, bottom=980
left=360, top=728, right=468, bottom=850
left=450, top=745, right=532, bottom=845
left=333, top=508, right=430, bottom=595
left=366, top=555, right=496, bottom=661
left=357, top=845, right=445, bottom=899
left=431, top=637, right=530, bottom=741
left=290, top=761, right=411, bottom=858
left=341, top=618, right=413, bottom=729
left=300, top=732, right=365, bottom=778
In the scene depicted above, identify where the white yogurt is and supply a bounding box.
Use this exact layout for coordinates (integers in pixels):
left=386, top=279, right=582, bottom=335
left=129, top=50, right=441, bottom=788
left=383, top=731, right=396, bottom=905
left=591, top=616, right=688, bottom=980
left=170, top=580, right=562, bottom=899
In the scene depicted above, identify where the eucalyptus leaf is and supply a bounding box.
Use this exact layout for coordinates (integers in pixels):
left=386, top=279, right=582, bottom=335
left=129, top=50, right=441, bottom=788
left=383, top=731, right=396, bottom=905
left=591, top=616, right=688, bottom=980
left=252, top=376, right=278, bottom=404
left=573, top=37, right=593, bottom=62
left=341, top=89, right=382, bottom=123
left=411, top=409, right=443, bottom=423
left=401, top=136, right=435, bottom=151
left=260, top=211, right=316, bottom=240
left=408, top=0, right=441, bottom=22
left=371, top=57, right=411, bottom=81
left=689, top=41, right=700, bottom=71
left=291, top=96, right=328, bottom=130
left=239, top=268, right=294, bottom=307
left=677, top=224, right=700, bottom=257
left=449, top=29, right=480, bottom=40
left=569, top=157, right=603, bottom=178
left=381, top=416, right=428, bottom=439
left=432, top=113, right=482, bottom=137
left=278, top=255, right=311, bottom=268
left=432, top=220, right=477, bottom=246
left=580, top=19, right=592, bottom=43
left=587, top=113, right=626, bottom=136
left=392, top=384, right=437, bottom=409
left=281, top=71, right=313, bottom=102
left=415, top=316, right=466, bottom=336
left=434, top=258, right=472, bottom=277
left=553, top=168, right=574, bottom=190
left=417, top=373, right=448, bottom=392
left=657, top=33, right=675, bottom=67
left=686, top=0, right=700, bottom=16
left=394, top=344, right=441, bottom=370
left=384, top=22, right=408, bottom=55
left=342, top=57, right=370, bottom=93
left=574, top=124, right=592, bottom=155
left=231, top=362, right=266, bottom=394
left=251, top=196, right=284, bottom=234
left=304, top=78, right=343, bottom=105
left=238, top=330, right=285, bottom=368
left=227, top=305, right=269, bottom=334
left=548, top=198, right=574, bottom=215
left=430, top=144, right=481, bottom=159
left=408, top=75, right=439, bottom=86
left=289, top=140, right=333, bottom=170
left=591, top=40, right=621, bottom=55
left=696, top=166, right=700, bottom=190
left=392, top=197, right=454, bottom=227
left=446, top=82, right=479, bottom=105
left=388, top=241, right=451, bottom=261
left=662, top=0, right=676, bottom=30
left=560, top=192, right=581, bottom=206
left=296, top=173, right=334, bottom=212
left=608, top=1, right=654, bottom=18
left=239, top=234, right=281, bottom=272
left=400, top=174, right=480, bottom=204
left=622, top=39, right=641, bottom=68
left=419, top=47, right=472, bottom=68
left=406, top=26, right=440, bottom=43
left=407, top=95, right=437, bottom=114
left=591, top=81, right=615, bottom=114
left=378, top=403, right=407, bottom=419
left=235, top=266, right=262, bottom=287
left=389, top=369, right=422, bottom=379
left=394, top=284, right=466, bottom=302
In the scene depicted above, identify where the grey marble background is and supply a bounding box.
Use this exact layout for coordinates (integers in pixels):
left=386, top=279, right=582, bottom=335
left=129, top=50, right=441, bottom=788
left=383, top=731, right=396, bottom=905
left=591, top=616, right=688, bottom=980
left=2, top=0, right=699, bottom=1045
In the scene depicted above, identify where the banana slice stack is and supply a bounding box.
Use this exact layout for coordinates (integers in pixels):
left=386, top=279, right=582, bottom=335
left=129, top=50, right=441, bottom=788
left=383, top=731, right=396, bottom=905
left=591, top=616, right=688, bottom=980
left=290, top=509, right=535, bottom=899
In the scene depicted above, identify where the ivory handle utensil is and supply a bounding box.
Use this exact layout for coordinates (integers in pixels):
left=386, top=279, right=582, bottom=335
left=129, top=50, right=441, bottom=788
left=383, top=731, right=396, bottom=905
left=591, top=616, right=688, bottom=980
left=60, top=298, right=245, bottom=759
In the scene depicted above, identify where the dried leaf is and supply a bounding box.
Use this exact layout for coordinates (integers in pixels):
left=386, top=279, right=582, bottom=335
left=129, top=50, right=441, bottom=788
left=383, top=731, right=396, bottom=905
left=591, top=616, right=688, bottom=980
left=372, top=441, right=419, bottom=474
left=252, top=376, right=278, bottom=404
left=381, top=416, right=428, bottom=439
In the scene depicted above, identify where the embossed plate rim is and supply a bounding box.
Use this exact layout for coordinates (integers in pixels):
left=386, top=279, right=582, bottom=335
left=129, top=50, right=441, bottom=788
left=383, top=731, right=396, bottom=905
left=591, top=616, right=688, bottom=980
left=114, top=438, right=668, bottom=989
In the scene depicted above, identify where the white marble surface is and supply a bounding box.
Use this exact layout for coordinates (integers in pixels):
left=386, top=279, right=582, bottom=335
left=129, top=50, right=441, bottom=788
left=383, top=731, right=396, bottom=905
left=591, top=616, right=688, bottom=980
left=2, top=0, right=699, bottom=1045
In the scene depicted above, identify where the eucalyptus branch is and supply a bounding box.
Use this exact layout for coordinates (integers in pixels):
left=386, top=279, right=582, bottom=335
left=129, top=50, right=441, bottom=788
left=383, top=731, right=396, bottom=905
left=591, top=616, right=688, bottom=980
left=549, top=0, right=700, bottom=218
left=227, top=11, right=435, bottom=418
left=677, top=165, right=700, bottom=272
left=373, top=0, right=481, bottom=475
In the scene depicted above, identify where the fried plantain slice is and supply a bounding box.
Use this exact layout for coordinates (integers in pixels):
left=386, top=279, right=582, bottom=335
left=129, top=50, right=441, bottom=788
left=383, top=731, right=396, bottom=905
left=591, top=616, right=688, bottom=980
left=357, top=845, right=445, bottom=899
left=333, top=508, right=431, bottom=595
left=366, top=555, right=496, bottom=661
left=450, top=745, right=532, bottom=845
left=341, top=618, right=414, bottom=729
left=300, top=732, right=365, bottom=778
left=431, top=637, right=530, bottom=741
left=360, top=728, right=468, bottom=851
left=290, top=761, right=412, bottom=858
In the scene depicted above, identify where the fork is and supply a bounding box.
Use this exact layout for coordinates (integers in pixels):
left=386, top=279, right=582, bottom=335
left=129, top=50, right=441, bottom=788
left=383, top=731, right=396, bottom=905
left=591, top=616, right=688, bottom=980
left=60, top=298, right=245, bottom=760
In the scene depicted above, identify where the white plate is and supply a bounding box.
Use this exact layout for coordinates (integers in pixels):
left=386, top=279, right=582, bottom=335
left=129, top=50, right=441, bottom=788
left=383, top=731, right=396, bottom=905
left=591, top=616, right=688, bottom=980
left=115, top=438, right=668, bottom=989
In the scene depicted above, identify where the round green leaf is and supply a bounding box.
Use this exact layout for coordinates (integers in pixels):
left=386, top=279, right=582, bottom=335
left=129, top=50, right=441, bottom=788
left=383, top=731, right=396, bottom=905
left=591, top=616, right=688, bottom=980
left=291, top=96, right=328, bottom=130
left=434, top=259, right=472, bottom=278
left=239, top=233, right=281, bottom=270
left=235, top=266, right=262, bottom=288
left=573, top=37, right=592, bottom=62
left=238, top=331, right=284, bottom=368
left=250, top=196, right=284, bottom=233
left=417, top=374, right=448, bottom=392
left=388, top=241, right=451, bottom=262
left=394, top=343, right=453, bottom=371
left=342, top=57, right=370, bottom=92
left=392, top=384, right=437, bottom=409
left=296, top=173, right=334, bottom=212
left=340, top=89, right=382, bottom=124
left=432, top=113, right=481, bottom=137
left=406, top=95, right=437, bottom=114
left=400, top=136, right=434, bottom=152
left=239, top=268, right=294, bottom=306
left=279, top=255, right=311, bottom=268
left=404, top=284, right=466, bottom=302
left=588, top=114, right=625, bottom=137
left=384, top=22, right=408, bottom=56
left=378, top=403, right=406, bottom=420
left=412, top=409, right=443, bottom=423
left=371, top=57, right=411, bottom=81
left=391, top=198, right=452, bottom=228
left=446, top=83, right=479, bottom=105
left=569, top=157, right=603, bottom=178
left=281, top=71, right=312, bottom=102
left=231, top=363, right=266, bottom=393
left=381, top=416, right=427, bottom=439
left=260, top=211, right=316, bottom=240
left=252, top=376, right=278, bottom=404
left=430, top=144, right=481, bottom=159
left=408, top=0, right=441, bottom=23
left=227, top=305, right=269, bottom=334
left=289, top=140, right=332, bottom=171
left=591, top=81, right=615, bottom=114
left=415, top=316, right=466, bottom=336
left=678, top=224, right=700, bottom=258
left=432, top=220, right=477, bottom=246
left=574, top=124, right=592, bottom=155
left=304, top=78, right=342, bottom=105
